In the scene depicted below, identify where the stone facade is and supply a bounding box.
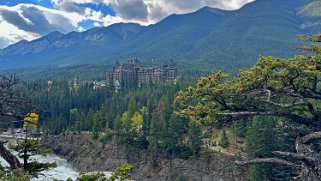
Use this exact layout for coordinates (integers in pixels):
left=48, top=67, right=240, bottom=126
left=108, top=58, right=178, bottom=91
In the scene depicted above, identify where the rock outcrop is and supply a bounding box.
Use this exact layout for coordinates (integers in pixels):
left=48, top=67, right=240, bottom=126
left=42, top=133, right=248, bottom=181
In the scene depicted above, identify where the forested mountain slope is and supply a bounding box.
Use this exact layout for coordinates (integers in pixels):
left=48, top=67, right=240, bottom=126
left=0, top=0, right=319, bottom=71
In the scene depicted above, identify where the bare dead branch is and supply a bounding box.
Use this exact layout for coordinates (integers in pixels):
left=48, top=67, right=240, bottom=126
left=273, top=151, right=315, bottom=165
left=301, top=131, right=321, bottom=144
left=284, top=122, right=311, bottom=137
left=264, top=89, right=307, bottom=108
left=236, top=158, right=299, bottom=168
left=0, top=112, right=25, bottom=121
left=216, top=111, right=312, bottom=125
left=217, top=111, right=275, bottom=116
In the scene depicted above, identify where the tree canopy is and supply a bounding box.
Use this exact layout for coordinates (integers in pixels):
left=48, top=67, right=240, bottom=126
left=175, top=33, right=321, bottom=180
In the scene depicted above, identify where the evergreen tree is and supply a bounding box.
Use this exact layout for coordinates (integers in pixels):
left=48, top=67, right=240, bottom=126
left=249, top=165, right=266, bottom=181
left=128, top=96, right=136, bottom=118
left=121, top=112, right=131, bottom=133
left=188, top=121, right=202, bottom=158
left=104, top=112, right=109, bottom=130
left=148, top=116, right=159, bottom=168
left=141, top=106, right=149, bottom=148
left=175, top=36, right=321, bottom=179
left=162, top=115, right=177, bottom=157
left=245, top=117, right=294, bottom=181
left=218, top=130, right=229, bottom=148
left=10, top=139, right=56, bottom=174
left=246, top=117, right=277, bottom=158
left=232, top=118, right=249, bottom=138
left=92, top=116, right=99, bottom=139
left=269, top=123, right=296, bottom=181
left=113, top=114, right=122, bottom=143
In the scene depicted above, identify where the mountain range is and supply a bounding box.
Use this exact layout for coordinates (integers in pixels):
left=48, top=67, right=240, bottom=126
left=0, top=0, right=320, bottom=71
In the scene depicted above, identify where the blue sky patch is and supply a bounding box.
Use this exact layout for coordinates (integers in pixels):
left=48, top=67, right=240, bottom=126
left=0, top=0, right=53, bottom=8
left=78, top=19, right=97, bottom=29
left=76, top=3, right=115, bottom=16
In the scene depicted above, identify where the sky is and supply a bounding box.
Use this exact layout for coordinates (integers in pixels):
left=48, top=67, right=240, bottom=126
left=0, top=0, right=254, bottom=49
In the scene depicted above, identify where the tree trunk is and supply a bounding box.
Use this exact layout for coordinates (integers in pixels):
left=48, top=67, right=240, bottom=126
left=23, top=128, right=29, bottom=170
left=300, top=163, right=321, bottom=181
left=0, top=142, right=21, bottom=169
left=23, top=146, right=29, bottom=170
left=237, top=132, right=321, bottom=181
left=295, top=136, right=321, bottom=181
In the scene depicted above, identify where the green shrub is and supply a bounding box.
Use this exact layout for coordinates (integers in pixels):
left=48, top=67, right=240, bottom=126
left=78, top=172, right=106, bottom=181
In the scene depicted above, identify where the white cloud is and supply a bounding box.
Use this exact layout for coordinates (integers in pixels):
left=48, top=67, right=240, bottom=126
left=0, top=4, right=84, bottom=32
left=50, top=0, right=255, bottom=25
left=143, top=0, right=255, bottom=23
left=84, top=7, right=104, bottom=21
left=93, top=21, right=101, bottom=27
left=91, top=0, right=255, bottom=25
left=0, top=3, right=86, bottom=48
left=0, top=21, right=38, bottom=48
left=0, top=0, right=255, bottom=48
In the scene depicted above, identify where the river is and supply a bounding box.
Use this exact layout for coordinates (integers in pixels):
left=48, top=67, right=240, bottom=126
left=0, top=151, right=112, bottom=181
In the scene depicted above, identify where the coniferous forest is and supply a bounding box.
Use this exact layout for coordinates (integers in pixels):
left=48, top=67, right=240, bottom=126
left=0, top=33, right=320, bottom=180
left=1, top=1, right=321, bottom=181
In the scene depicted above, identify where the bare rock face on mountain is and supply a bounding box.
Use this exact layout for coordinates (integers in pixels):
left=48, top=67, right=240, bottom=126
left=0, top=0, right=319, bottom=71
left=42, top=134, right=248, bottom=181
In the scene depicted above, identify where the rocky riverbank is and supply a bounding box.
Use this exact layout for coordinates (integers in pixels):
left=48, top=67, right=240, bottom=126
left=42, top=133, right=248, bottom=181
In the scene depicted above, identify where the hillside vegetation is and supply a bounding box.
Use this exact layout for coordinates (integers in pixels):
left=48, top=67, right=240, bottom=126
left=0, top=0, right=319, bottom=73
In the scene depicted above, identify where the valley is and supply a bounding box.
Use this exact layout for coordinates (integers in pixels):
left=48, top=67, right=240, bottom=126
left=0, top=0, right=321, bottom=181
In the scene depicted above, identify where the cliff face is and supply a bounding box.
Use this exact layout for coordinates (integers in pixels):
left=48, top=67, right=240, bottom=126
left=42, top=134, right=248, bottom=181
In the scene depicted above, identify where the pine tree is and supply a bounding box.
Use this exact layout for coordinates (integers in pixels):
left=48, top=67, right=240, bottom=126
left=121, top=112, right=131, bottom=134
left=10, top=139, right=56, bottom=174
left=245, top=116, right=295, bottom=181
left=218, top=130, right=229, bottom=148
left=148, top=115, right=159, bottom=168
left=249, top=165, right=266, bottom=181
left=141, top=106, right=149, bottom=148
left=92, top=117, right=99, bottom=139
left=188, top=121, right=202, bottom=158
left=128, top=96, right=136, bottom=118
left=232, top=118, right=249, bottom=138
left=175, top=37, right=321, bottom=179
left=114, top=114, right=122, bottom=136
left=269, top=123, right=296, bottom=181
left=9, top=122, right=57, bottom=175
